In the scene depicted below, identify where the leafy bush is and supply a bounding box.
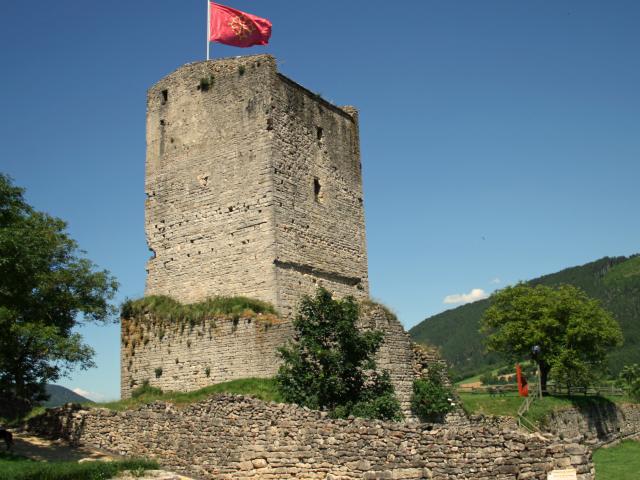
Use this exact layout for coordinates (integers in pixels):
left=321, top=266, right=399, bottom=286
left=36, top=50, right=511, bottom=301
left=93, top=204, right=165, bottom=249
left=276, top=288, right=402, bottom=421
left=411, top=363, right=456, bottom=422
left=130, top=380, right=162, bottom=399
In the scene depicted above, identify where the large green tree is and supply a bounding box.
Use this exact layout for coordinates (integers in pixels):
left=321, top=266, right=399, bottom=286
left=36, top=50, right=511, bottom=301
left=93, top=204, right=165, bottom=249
left=276, top=288, right=402, bottom=420
left=480, top=283, right=623, bottom=392
left=0, top=174, right=118, bottom=415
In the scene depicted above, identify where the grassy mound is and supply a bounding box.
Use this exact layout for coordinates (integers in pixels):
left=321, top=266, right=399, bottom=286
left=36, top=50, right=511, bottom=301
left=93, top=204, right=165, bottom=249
left=121, top=295, right=277, bottom=323
left=95, top=377, right=281, bottom=411
left=0, top=453, right=157, bottom=480
left=593, top=440, right=640, bottom=480
left=459, top=392, right=636, bottom=427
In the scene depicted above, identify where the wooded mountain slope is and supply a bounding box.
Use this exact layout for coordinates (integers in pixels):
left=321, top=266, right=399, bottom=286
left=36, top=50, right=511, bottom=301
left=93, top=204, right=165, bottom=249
left=409, top=255, right=640, bottom=379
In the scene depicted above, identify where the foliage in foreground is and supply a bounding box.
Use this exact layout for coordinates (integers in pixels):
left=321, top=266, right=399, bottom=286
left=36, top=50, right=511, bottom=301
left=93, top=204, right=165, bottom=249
left=96, top=377, right=281, bottom=411
left=0, top=453, right=157, bottom=480
left=481, top=283, right=623, bottom=392
left=121, top=294, right=277, bottom=323
left=0, top=174, right=118, bottom=418
left=276, top=288, right=402, bottom=421
left=592, top=440, right=640, bottom=480
left=411, top=363, right=456, bottom=422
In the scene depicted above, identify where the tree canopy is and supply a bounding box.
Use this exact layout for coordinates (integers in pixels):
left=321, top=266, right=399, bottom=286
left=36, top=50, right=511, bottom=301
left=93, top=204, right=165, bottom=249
left=480, top=283, right=623, bottom=392
left=0, top=174, right=118, bottom=415
left=276, top=288, right=402, bottom=420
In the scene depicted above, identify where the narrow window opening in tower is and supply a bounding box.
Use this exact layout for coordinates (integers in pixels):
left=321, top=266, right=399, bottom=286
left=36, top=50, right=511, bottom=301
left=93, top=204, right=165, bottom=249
left=161, top=90, right=168, bottom=104
left=316, top=126, right=323, bottom=140
left=313, top=178, right=323, bottom=203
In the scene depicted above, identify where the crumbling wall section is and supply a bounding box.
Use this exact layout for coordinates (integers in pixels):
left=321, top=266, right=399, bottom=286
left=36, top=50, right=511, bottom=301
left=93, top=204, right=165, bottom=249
left=120, top=313, right=292, bottom=399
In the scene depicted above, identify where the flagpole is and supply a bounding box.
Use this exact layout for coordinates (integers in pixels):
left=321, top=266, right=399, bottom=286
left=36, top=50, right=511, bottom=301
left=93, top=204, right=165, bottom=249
left=206, top=1, right=210, bottom=60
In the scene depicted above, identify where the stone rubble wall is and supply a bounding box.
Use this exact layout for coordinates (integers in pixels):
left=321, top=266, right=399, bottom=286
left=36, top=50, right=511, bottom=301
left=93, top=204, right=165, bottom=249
left=27, top=395, right=594, bottom=480
left=542, top=402, right=640, bottom=447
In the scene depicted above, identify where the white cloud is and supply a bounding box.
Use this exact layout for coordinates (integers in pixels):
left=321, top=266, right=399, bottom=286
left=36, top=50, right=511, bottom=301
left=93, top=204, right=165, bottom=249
left=490, top=277, right=501, bottom=285
left=443, top=288, right=489, bottom=305
left=73, top=387, right=107, bottom=402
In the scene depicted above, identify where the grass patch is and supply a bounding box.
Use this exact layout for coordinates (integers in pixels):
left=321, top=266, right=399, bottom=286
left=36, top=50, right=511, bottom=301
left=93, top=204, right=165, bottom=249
left=458, top=392, right=636, bottom=426
left=0, top=453, right=157, bottom=480
left=593, top=440, right=640, bottom=480
left=95, top=377, right=281, bottom=411
left=121, top=295, right=277, bottom=323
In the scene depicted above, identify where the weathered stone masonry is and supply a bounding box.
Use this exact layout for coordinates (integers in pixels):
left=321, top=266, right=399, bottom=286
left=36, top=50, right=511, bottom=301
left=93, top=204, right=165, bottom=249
left=121, top=303, right=431, bottom=419
left=28, top=395, right=595, bottom=480
left=145, top=55, right=368, bottom=318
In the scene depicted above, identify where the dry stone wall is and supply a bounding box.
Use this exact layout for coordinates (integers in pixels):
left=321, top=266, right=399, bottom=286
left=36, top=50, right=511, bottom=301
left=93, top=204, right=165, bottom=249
left=542, top=402, right=640, bottom=447
left=145, top=54, right=368, bottom=316
left=27, top=395, right=594, bottom=480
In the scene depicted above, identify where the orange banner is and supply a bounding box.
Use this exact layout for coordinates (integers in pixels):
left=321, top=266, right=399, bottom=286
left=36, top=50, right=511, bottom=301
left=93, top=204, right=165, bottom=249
left=516, top=364, right=529, bottom=397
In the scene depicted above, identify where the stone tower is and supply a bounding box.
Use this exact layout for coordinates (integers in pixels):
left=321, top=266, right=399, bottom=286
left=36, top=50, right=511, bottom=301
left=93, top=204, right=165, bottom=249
left=145, top=55, right=368, bottom=316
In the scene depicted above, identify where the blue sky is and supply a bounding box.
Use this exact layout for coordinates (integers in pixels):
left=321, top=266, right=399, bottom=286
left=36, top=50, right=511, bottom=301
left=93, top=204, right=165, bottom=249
left=1, top=1, right=638, bottom=401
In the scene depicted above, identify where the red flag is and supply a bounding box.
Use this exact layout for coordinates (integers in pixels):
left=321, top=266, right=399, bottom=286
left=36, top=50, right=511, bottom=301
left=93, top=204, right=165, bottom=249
left=516, top=364, right=529, bottom=397
left=209, top=3, right=272, bottom=48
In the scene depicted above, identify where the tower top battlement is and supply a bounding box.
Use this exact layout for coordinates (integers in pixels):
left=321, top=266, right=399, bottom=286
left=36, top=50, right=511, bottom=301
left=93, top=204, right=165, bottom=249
left=145, top=55, right=368, bottom=317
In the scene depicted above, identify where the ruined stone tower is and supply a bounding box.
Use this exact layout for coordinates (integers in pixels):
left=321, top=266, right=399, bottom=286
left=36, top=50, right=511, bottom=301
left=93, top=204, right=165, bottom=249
left=145, top=54, right=368, bottom=316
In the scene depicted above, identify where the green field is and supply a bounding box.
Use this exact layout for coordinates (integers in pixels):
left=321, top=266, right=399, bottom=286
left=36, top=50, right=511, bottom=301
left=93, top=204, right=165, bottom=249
left=593, top=441, right=640, bottom=480
left=0, top=453, right=157, bottom=480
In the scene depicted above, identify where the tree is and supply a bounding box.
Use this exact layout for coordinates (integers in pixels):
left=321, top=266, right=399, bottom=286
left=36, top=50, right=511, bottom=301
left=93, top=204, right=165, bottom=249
left=480, top=283, right=623, bottom=393
left=276, top=288, right=402, bottom=420
left=0, top=174, right=118, bottom=415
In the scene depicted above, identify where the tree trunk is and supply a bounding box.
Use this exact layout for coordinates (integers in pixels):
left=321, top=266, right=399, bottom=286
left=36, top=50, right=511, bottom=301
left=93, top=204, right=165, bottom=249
left=539, top=361, right=551, bottom=396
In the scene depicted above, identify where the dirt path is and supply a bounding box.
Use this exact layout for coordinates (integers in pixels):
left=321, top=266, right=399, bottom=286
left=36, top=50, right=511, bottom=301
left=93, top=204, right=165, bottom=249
left=8, top=431, right=194, bottom=479
left=11, top=431, right=117, bottom=462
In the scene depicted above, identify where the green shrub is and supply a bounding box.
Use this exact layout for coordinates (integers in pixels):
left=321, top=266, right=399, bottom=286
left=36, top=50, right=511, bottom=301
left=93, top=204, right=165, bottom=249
left=199, top=75, right=214, bottom=91
left=276, top=288, right=402, bottom=421
left=154, top=367, right=163, bottom=378
left=131, top=380, right=162, bottom=399
left=411, top=363, right=456, bottom=422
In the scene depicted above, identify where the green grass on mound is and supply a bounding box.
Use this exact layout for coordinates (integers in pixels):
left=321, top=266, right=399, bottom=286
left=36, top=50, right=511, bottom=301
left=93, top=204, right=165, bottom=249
left=121, top=295, right=277, bottom=323
left=95, top=377, right=282, bottom=411
left=459, top=392, right=636, bottom=427
left=593, top=440, right=640, bottom=480
left=0, top=453, right=157, bottom=480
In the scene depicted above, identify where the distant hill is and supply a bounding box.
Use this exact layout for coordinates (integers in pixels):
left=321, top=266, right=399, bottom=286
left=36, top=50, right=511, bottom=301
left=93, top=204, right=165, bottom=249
left=42, top=384, right=93, bottom=407
left=409, top=255, right=640, bottom=380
